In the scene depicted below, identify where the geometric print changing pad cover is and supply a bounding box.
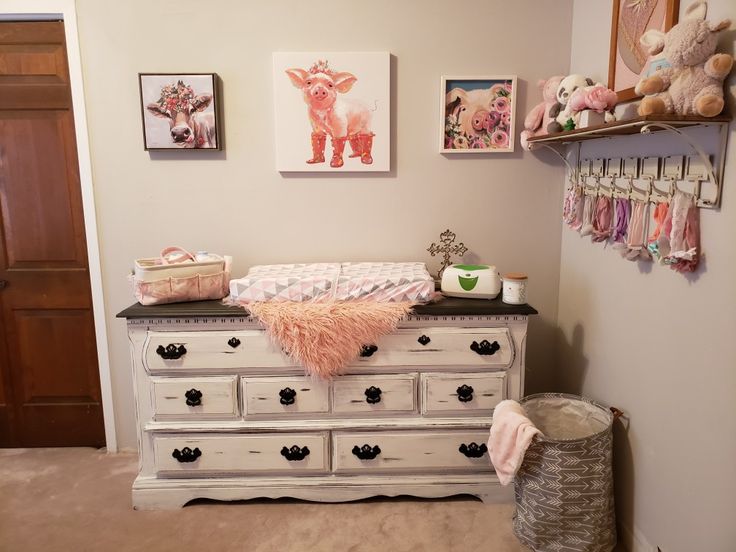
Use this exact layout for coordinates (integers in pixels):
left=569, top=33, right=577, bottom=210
left=229, top=262, right=434, bottom=303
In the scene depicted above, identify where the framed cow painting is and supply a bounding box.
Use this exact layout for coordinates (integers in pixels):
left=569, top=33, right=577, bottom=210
left=273, top=52, right=390, bottom=172
left=440, top=76, right=517, bottom=154
left=138, top=73, right=221, bottom=150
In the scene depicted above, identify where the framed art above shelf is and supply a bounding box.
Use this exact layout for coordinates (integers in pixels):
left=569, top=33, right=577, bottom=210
left=527, top=115, right=732, bottom=209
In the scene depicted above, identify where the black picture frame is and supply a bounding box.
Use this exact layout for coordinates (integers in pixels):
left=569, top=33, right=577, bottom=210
left=138, top=72, right=223, bottom=151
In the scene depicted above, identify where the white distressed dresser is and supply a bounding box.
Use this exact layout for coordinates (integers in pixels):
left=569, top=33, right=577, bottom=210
left=117, top=298, right=537, bottom=509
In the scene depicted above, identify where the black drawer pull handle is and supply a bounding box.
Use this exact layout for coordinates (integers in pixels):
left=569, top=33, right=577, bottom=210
left=418, top=335, right=431, bottom=346
left=280, top=445, right=310, bottom=461
left=279, top=387, right=297, bottom=405
left=364, top=386, right=382, bottom=404
left=360, top=345, right=378, bottom=357
left=156, top=344, right=187, bottom=360
left=227, top=337, right=241, bottom=348
left=184, top=388, right=202, bottom=406
left=470, top=340, right=500, bottom=356
left=459, top=442, right=487, bottom=458
left=172, top=447, right=201, bottom=463
left=456, top=384, right=474, bottom=403
left=352, top=444, right=381, bottom=460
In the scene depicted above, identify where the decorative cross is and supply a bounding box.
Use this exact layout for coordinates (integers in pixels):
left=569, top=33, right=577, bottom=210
left=427, top=229, right=468, bottom=278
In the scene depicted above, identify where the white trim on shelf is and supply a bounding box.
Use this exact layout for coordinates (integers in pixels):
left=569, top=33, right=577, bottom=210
left=0, top=0, right=117, bottom=452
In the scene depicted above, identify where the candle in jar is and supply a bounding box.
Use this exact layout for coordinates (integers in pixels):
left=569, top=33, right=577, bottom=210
left=502, top=273, right=528, bottom=305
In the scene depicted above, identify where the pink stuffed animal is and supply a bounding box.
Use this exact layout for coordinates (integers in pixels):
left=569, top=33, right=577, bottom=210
left=520, top=75, right=564, bottom=150
left=569, top=85, right=618, bottom=121
left=635, top=0, right=732, bottom=117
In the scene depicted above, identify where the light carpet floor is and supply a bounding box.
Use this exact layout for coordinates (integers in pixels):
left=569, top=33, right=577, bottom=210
left=0, top=447, right=532, bottom=552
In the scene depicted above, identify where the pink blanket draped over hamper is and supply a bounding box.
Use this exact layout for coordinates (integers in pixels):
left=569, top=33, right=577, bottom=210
left=488, top=399, right=543, bottom=485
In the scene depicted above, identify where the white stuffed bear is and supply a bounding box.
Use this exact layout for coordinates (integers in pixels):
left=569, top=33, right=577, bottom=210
left=547, top=74, right=594, bottom=133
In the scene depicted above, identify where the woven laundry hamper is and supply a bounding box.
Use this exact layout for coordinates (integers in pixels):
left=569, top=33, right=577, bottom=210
left=513, top=393, right=619, bottom=552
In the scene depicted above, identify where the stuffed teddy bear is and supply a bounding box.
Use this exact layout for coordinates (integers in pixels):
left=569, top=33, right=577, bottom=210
left=635, top=0, right=732, bottom=117
left=547, top=74, right=595, bottom=133
left=520, top=75, right=565, bottom=150
left=569, top=85, right=618, bottom=122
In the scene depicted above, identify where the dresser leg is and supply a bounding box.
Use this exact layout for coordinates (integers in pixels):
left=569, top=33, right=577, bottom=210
left=473, top=484, right=515, bottom=505
left=132, top=487, right=193, bottom=510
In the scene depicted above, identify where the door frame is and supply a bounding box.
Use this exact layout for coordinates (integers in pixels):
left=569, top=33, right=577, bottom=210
left=0, top=0, right=117, bottom=451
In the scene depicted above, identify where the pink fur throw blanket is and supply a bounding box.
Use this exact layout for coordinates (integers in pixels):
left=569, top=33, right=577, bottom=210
left=245, top=301, right=414, bottom=379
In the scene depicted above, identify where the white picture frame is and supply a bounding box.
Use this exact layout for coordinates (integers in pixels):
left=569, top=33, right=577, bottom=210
left=440, top=75, right=518, bottom=154
left=273, top=52, right=390, bottom=172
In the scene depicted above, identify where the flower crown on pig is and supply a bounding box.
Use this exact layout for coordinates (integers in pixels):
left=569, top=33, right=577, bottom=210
left=154, top=80, right=207, bottom=115
left=308, top=59, right=334, bottom=76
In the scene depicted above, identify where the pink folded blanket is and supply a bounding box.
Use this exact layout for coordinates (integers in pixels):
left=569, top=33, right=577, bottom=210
left=488, top=399, right=543, bottom=485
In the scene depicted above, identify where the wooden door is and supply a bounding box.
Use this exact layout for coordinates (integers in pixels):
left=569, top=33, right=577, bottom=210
left=0, top=21, right=105, bottom=447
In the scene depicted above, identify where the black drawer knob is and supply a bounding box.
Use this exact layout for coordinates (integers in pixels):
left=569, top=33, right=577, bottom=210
left=417, top=335, right=431, bottom=346
left=172, top=447, right=201, bottom=463
left=456, top=384, right=474, bottom=403
left=364, top=386, right=382, bottom=404
left=470, top=340, right=500, bottom=356
left=184, top=388, right=202, bottom=406
left=279, top=387, right=297, bottom=405
left=227, top=337, right=241, bottom=348
left=360, top=345, right=378, bottom=358
left=280, top=445, right=310, bottom=461
left=156, top=344, right=187, bottom=360
left=352, top=444, right=381, bottom=460
left=459, top=442, right=487, bottom=458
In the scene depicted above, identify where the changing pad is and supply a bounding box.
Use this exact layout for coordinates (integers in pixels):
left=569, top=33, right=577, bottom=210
left=229, top=262, right=434, bottom=303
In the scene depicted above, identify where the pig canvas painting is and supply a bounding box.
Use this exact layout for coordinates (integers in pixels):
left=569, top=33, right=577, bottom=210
left=274, top=52, right=390, bottom=172
left=139, top=73, right=220, bottom=150
left=441, top=76, right=518, bottom=153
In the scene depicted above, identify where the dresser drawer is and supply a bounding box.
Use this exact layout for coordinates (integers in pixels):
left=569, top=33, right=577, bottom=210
left=332, top=430, right=492, bottom=473
left=421, top=372, right=505, bottom=415
left=144, top=330, right=295, bottom=373
left=332, top=374, right=416, bottom=415
left=151, top=376, right=238, bottom=419
left=242, top=376, right=330, bottom=416
left=353, top=327, right=514, bottom=368
left=153, top=433, right=329, bottom=475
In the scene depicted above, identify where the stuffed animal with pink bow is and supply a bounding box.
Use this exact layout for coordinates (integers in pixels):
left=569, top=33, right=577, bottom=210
left=286, top=60, right=375, bottom=169
left=568, top=85, right=618, bottom=118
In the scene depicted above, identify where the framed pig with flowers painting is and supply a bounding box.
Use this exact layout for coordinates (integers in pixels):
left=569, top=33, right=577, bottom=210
left=440, top=76, right=517, bottom=153
left=139, top=73, right=220, bottom=150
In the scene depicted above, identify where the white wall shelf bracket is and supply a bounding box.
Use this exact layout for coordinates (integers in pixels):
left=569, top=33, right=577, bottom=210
left=536, top=143, right=580, bottom=186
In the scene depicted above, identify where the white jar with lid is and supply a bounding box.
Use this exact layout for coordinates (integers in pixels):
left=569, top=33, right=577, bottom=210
left=502, top=272, right=528, bottom=305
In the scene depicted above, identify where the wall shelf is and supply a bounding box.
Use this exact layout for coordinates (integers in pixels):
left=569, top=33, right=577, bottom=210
left=527, top=115, right=731, bottom=208
left=525, top=115, right=731, bottom=147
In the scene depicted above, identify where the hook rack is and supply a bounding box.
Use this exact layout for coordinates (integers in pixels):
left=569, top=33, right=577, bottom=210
left=639, top=122, right=725, bottom=207
left=527, top=115, right=730, bottom=208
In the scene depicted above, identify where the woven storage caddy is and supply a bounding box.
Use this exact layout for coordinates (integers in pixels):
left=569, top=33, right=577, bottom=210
left=513, top=393, right=617, bottom=552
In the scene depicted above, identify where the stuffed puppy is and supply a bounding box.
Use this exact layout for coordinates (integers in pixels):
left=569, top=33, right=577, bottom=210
left=520, top=75, right=565, bottom=150
left=569, top=85, right=619, bottom=123
left=635, top=0, right=732, bottom=117
left=547, top=74, right=594, bottom=133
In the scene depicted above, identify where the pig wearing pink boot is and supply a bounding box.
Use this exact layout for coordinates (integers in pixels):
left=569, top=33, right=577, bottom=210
left=286, top=60, right=375, bottom=168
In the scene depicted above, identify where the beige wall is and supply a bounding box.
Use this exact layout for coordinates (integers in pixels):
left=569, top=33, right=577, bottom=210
left=75, top=0, right=574, bottom=450
left=560, top=1, right=736, bottom=550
